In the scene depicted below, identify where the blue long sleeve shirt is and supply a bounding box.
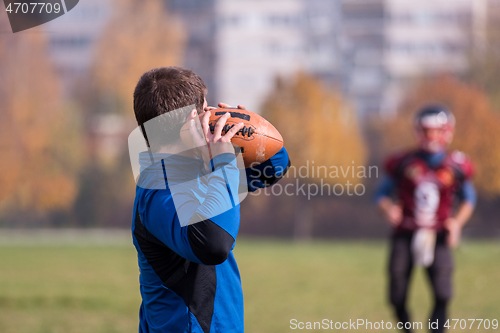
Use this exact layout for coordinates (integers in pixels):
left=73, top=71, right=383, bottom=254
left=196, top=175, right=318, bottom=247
left=132, top=147, right=289, bottom=333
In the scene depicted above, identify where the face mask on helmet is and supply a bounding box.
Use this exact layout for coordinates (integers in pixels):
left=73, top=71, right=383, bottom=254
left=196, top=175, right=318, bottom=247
left=414, top=106, right=455, bottom=153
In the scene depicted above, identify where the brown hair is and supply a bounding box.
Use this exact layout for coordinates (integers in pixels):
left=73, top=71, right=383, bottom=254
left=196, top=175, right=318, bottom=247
left=133, top=67, right=207, bottom=147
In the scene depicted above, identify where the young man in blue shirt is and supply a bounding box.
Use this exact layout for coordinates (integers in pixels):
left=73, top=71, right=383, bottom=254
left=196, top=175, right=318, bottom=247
left=131, top=66, right=289, bottom=333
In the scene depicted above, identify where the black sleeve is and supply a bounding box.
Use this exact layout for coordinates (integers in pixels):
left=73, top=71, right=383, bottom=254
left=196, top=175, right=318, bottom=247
left=246, top=146, right=291, bottom=192
left=187, top=213, right=235, bottom=265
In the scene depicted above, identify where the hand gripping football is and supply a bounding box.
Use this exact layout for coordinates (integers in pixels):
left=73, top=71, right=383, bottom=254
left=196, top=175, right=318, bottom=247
left=181, top=108, right=283, bottom=168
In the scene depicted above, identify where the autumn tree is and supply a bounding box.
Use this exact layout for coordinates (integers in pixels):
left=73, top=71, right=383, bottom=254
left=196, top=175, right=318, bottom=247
left=86, top=0, right=185, bottom=117
left=380, top=75, right=500, bottom=197
left=0, top=12, right=83, bottom=225
left=260, top=73, right=367, bottom=239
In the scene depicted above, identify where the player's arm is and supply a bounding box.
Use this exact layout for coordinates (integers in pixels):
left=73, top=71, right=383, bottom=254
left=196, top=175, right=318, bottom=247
left=245, top=147, right=290, bottom=192
left=375, top=175, right=402, bottom=227
left=375, top=154, right=407, bottom=226
left=446, top=180, right=476, bottom=248
left=450, top=180, right=476, bottom=228
left=183, top=111, right=244, bottom=264
left=144, top=157, right=240, bottom=267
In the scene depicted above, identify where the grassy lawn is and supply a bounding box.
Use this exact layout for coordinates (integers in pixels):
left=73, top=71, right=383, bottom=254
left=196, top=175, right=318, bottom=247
left=0, top=239, right=498, bottom=332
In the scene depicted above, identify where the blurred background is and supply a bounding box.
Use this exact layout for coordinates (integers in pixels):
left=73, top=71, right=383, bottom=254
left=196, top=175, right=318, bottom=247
left=0, top=0, right=499, bottom=332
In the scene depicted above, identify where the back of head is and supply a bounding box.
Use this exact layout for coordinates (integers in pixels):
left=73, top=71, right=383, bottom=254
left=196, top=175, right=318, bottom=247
left=133, top=67, right=207, bottom=149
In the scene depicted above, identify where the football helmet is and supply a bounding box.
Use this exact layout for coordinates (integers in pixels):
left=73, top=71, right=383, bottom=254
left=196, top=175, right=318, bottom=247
left=414, top=104, right=455, bottom=153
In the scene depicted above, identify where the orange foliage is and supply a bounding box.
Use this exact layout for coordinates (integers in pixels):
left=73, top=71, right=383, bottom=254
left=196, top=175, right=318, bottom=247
left=0, top=12, right=81, bottom=214
left=90, top=0, right=185, bottom=115
left=261, top=73, right=367, bottom=184
left=381, top=75, right=500, bottom=196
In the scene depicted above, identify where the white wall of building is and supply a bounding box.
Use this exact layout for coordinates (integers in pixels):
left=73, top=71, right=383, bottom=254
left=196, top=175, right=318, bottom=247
left=214, top=0, right=307, bottom=112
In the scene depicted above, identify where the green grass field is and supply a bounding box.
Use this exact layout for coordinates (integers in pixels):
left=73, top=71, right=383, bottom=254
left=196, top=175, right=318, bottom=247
left=0, top=239, right=498, bottom=333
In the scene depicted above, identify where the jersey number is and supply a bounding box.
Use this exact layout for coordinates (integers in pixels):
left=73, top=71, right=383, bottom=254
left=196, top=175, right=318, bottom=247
left=414, top=182, right=440, bottom=227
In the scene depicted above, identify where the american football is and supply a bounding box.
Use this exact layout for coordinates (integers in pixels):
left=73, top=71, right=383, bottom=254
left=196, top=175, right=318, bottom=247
left=181, top=108, right=283, bottom=168
left=209, top=108, right=283, bottom=168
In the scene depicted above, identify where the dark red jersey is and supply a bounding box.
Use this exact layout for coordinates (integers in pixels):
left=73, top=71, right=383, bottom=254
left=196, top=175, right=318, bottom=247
left=384, top=149, right=474, bottom=233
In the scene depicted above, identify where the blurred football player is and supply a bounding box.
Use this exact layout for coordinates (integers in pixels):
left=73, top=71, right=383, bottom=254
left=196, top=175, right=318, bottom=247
left=375, top=104, right=476, bottom=333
